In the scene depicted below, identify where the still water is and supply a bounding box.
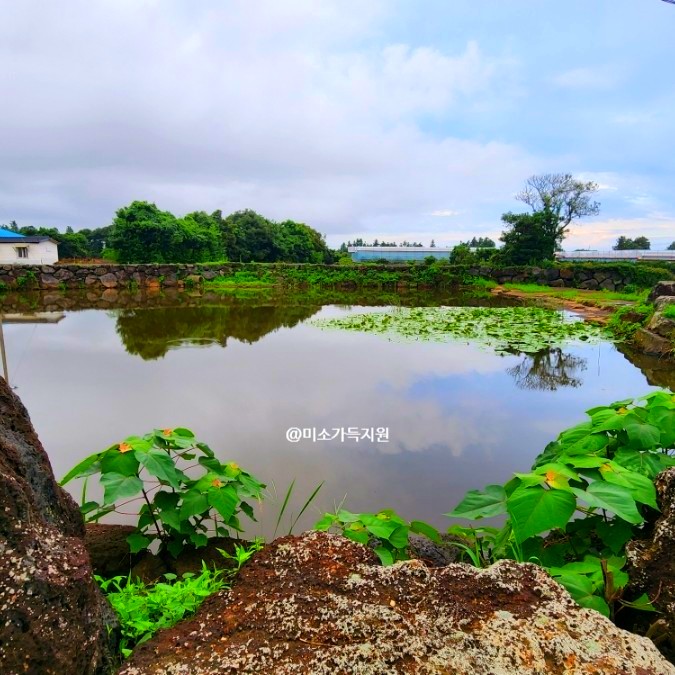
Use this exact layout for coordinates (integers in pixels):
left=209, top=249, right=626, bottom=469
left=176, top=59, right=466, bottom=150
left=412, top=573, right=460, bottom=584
left=1, top=289, right=672, bottom=535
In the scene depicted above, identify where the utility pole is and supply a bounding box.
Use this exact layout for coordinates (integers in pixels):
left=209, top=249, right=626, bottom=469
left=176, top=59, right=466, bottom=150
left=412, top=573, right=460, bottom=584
left=0, top=317, right=8, bottom=385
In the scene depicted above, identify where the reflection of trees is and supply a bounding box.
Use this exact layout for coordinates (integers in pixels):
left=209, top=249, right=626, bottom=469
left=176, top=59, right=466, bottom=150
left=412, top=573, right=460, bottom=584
left=507, top=348, right=587, bottom=391
left=115, top=304, right=320, bottom=360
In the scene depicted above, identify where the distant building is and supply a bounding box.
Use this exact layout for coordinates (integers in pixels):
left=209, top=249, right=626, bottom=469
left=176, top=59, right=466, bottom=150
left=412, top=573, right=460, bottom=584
left=348, top=246, right=453, bottom=262
left=0, top=228, right=59, bottom=264
left=555, top=250, right=675, bottom=263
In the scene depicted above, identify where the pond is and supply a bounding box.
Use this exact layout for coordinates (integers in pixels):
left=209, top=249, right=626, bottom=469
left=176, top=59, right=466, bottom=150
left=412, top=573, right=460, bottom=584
left=1, top=288, right=673, bottom=537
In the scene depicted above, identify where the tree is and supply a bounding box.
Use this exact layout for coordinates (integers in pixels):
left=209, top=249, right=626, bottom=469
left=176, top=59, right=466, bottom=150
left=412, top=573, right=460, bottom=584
left=430, top=239, right=436, bottom=248
left=499, top=209, right=559, bottom=264
left=613, top=236, right=650, bottom=250
left=108, top=201, right=220, bottom=263
left=516, top=173, right=600, bottom=247
left=668, top=241, right=675, bottom=251
left=467, top=236, right=496, bottom=248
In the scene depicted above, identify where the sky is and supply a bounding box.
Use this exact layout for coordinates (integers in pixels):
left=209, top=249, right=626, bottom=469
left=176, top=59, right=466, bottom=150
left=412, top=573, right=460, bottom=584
left=1, top=0, right=674, bottom=250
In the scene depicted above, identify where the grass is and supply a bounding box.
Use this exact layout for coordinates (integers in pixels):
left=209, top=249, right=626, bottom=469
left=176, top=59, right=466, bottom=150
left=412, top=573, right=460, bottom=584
left=663, top=304, right=675, bottom=320
left=501, top=283, right=649, bottom=306
left=205, top=270, right=275, bottom=287
left=98, top=541, right=262, bottom=659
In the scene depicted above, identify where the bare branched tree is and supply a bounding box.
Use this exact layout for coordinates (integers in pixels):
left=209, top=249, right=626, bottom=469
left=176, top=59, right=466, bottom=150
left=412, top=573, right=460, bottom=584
left=516, top=173, right=600, bottom=242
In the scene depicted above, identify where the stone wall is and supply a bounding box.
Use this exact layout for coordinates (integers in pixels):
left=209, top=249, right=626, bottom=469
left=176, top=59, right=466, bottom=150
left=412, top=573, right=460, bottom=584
left=0, top=261, right=670, bottom=292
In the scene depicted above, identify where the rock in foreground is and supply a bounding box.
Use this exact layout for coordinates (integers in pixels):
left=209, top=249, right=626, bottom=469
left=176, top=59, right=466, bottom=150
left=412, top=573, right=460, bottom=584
left=0, top=378, right=115, bottom=675
left=120, top=531, right=673, bottom=675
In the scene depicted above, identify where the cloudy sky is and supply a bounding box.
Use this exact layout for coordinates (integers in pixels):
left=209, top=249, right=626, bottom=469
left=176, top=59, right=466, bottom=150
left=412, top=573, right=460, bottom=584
left=1, top=0, right=674, bottom=249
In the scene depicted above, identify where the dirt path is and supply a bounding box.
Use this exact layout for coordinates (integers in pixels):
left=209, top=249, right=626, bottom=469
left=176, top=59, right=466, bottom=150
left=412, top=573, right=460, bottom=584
left=490, top=286, right=623, bottom=324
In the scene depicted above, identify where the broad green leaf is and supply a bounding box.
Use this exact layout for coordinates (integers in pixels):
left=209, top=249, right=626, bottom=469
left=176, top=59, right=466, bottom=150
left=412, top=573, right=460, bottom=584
left=555, top=573, right=610, bottom=617
left=410, top=520, right=441, bottom=544
left=446, top=484, right=507, bottom=520
left=314, top=513, right=336, bottom=532
left=136, top=448, right=182, bottom=488
left=158, top=507, right=181, bottom=531
left=620, top=593, right=658, bottom=612
left=363, top=519, right=397, bottom=540
left=599, top=464, right=657, bottom=509
left=126, top=532, right=151, bottom=554
left=59, top=453, right=101, bottom=485
left=572, top=482, right=643, bottom=525
left=625, top=422, right=661, bottom=451
left=373, top=546, right=394, bottom=566
left=180, top=490, right=209, bottom=520
left=506, top=486, right=576, bottom=543
left=596, top=519, right=635, bottom=554
left=189, top=532, right=208, bottom=548
left=80, top=501, right=100, bottom=515
left=388, top=525, right=409, bottom=549
left=343, top=527, right=369, bottom=545
left=100, top=450, right=140, bottom=477
left=100, top=472, right=143, bottom=504
left=207, top=485, right=239, bottom=522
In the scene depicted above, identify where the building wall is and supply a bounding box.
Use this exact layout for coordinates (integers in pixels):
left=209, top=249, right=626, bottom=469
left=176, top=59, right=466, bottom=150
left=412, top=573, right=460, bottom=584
left=351, top=249, right=452, bottom=261
left=0, top=241, right=58, bottom=265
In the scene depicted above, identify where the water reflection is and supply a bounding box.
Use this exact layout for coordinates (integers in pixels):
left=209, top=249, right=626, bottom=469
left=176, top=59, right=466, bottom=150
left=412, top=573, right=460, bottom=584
left=506, top=348, right=587, bottom=391
left=0, top=288, right=672, bottom=533
left=115, top=305, right=321, bottom=360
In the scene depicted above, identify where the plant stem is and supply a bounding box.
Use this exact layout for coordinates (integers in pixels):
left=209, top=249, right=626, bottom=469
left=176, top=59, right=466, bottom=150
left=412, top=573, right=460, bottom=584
left=142, top=488, right=164, bottom=542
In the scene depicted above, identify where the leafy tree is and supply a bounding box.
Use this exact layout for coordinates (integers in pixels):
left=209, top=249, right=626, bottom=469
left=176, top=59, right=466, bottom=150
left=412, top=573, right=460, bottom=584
left=467, top=236, right=496, bottom=248
left=614, top=236, right=650, bottom=250
left=10, top=224, right=90, bottom=259
left=108, top=202, right=220, bottom=264
left=499, top=209, right=559, bottom=264
left=276, top=220, right=332, bottom=263
left=217, top=210, right=281, bottom=262
left=516, top=173, right=600, bottom=248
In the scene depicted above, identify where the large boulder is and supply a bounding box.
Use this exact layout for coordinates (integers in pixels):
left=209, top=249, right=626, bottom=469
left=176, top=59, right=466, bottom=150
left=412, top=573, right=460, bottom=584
left=0, top=379, right=115, bottom=674
left=649, top=281, right=675, bottom=303
left=120, top=531, right=673, bottom=674
left=626, top=467, right=675, bottom=660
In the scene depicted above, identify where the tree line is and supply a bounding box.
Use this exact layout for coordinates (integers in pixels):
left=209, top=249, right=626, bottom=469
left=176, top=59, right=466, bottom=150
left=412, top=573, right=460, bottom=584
left=5, top=203, right=334, bottom=264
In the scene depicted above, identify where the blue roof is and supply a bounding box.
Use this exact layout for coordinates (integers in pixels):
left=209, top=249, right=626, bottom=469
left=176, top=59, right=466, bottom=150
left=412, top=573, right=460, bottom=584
left=0, top=227, right=25, bottom=239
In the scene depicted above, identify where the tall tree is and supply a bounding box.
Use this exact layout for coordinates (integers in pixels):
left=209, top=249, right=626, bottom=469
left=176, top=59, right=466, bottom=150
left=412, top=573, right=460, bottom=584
left=613, top=236, right=650, bottom=250
left=499, top=209, right=559, bottom=264
left=516, top=173, right=600, bottom=247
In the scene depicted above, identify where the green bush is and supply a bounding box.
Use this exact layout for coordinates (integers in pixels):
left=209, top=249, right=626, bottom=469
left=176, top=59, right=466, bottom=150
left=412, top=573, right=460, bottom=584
left=315, top=509, right=440, bottom=565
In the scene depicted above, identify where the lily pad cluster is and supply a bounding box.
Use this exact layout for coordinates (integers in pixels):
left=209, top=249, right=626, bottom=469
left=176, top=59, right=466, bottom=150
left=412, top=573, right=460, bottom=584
left=312, top=306, right=610, bottom=354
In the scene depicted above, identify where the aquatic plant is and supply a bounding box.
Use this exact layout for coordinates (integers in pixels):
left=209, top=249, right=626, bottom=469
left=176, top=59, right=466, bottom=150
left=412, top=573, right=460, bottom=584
left=312, top=306, right=610, bottom=354
left=447, top=390, right=675, bottom=618
left=61, top=427, right=265, bottom=557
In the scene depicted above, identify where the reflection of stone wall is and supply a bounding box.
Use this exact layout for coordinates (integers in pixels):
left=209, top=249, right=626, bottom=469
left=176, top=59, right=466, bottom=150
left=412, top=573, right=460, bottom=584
left=0, top=261, right=669, bottom=292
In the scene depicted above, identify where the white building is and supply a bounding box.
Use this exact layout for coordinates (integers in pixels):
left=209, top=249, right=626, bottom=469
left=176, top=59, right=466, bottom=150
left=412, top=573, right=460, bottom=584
left=0, top=228, right=59, bottom=264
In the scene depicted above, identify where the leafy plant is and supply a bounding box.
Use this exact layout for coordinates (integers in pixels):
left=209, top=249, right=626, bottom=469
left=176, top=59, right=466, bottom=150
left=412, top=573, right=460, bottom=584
left=61, top=427, right=265, bottom=557
left=312, top=306, right=610, bottom=354
left=663, top=304, right=675, bottom=320
left=447, top=391, right=675, bottom=617
left=99, top=540, right=262, bottom=658
left=314, top=508, right=440, bottom=565
left=606, top=304, right=653, bottom=341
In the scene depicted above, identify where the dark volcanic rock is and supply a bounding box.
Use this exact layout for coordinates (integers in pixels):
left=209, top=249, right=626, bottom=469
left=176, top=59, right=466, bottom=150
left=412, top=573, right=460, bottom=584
left=627, top=467, right=675, bottom=659
left=0, top=379, right=115, bottom=675
left=120, top=531, right=673, bottom=675
left=649, top=281, right=675, bottom=303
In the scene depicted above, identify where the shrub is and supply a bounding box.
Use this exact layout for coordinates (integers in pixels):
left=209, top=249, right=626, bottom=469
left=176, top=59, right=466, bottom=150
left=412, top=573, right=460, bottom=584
left=61, top=427, right=265, bottom=557
left=447, top=391, right=675, bottom=617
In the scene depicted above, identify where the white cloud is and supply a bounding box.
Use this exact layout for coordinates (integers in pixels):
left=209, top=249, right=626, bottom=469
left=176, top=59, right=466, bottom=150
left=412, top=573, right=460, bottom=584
left=0, top=1, right=533, bottom=237
left=552, top=66, right=620, bottom=90
left=566, top=215, right=675, bottom=251
left=430, top=210, right=461, bottom=217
